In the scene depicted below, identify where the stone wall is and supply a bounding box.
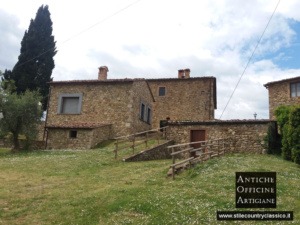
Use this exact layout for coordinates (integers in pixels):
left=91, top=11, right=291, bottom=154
left=167, top=120, right=275, bottom=154
left=47, top=128, right=93, bottom=149
left=47, top=80, right=152, bottom=138
left=124, top=140, right=175, bottom=162
left=46, top=125, right=112, bottom=149
left=131, top=80, right=154, bottom=134
left=91, top=125, right=113, bottom=147
left=265, top=77, right=300, bottom=119
left=147, top=77, right=216, bottom=129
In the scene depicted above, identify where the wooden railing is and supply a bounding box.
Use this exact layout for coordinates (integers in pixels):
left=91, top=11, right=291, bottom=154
left=114, top=127, right=168, bottom=159
left=168, top=138, right=230, bottom=179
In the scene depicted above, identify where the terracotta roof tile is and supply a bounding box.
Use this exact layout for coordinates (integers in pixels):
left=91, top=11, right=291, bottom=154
left=146, top=76, right=216, bottom=82
left=46, top=122, right=111, bottom=129
left=167, top=119, right=275, bottom=125
left=49, top=78, right=143, bottom=85
left=49, top=77, right=216, bottom=85
left=264, top=76, right=300, bottom=88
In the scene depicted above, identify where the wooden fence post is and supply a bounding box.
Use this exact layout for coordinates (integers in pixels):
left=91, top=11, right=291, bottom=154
left=145, top=132, right=148, bottom=148
left=132, top=135, right=135, bottom=154
left=157, top=130, right=160, bottom=145
left=172, top=147, right=175, bottom=180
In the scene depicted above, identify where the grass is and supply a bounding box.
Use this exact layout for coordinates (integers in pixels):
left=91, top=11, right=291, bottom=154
left=0, top=144, right=299, bottom=225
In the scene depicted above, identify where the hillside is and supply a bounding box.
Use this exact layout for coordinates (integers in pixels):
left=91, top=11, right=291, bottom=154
left=0, top=144, right=299, bottom=225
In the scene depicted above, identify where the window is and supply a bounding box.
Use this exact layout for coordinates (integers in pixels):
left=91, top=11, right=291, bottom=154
left=140, top=103, right=145, bottom=120
left=159, top=87, right=166, bottom=96
left=58, top=93, right=83, bottom=114
left=69, top=130, right=77, bottom=138
left=147, top=107, right=152, bottom=124
left=291, top=82, right=300, bottom=97
left=140, top=102, right=152, bottom=124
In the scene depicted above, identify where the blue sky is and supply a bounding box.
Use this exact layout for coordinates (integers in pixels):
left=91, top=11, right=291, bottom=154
left=1, top=0, right=300, bottom=120
left=266, top=20, right=300, bottom=69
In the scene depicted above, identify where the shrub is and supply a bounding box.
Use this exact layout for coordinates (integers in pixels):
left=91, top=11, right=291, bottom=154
left=289, top=107, right=300, bottom=165
left=275, top=105, right=300, bottom=165
left=281, top=124, right=292, bottom=160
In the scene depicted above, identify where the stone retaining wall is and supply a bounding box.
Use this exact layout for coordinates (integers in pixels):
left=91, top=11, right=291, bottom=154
left=124, top=140, right=175, bottom=162
left=167, top=120, right=276, bottom=154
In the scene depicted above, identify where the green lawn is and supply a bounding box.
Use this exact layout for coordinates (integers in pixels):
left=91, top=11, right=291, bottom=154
left=0, top=145, right=299, bottom=225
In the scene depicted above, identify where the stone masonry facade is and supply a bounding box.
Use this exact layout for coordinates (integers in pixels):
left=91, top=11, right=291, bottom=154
left=45, top=78, right=154, bottom=149
left=46, top=79, right=153, bottom=138
left=46, top=124, right=112, bottom=149
left=264, top=76, right=300, bottom=119
left=45, top=67, right=217, bottom=149
left=147, top=77, right=216, bottom=129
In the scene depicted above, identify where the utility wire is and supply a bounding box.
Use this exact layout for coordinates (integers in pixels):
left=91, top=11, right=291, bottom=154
left=14, top=0, right=143, bottom=68
left=61, top=0, right=143, bottom=45
left=218, top=0, right=281, bottom=120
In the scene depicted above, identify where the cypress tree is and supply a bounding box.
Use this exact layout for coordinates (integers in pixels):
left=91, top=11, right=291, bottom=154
left=3, top=5, right=57, bottom=110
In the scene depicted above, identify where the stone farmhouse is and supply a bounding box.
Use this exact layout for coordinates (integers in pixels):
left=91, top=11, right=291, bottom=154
left=44, top=66, right=274, bottom=152
left=44, top=67, right=217, bottom=149
left=264, top=76, right=300, bottom=119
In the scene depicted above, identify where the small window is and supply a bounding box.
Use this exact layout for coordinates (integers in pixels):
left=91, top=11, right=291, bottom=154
left=69, top=130, right=77, bottom=138
left=291, top=82, right=300, bottom=97
left=58, top=93, right=83, bottom=114
left=147, top=107, right=152, bottom=124
left=140, top=103, right=145, bottom=120
left=159, top=87, right=166, bottom=96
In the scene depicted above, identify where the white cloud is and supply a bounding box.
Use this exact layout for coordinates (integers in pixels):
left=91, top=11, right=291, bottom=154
left=1, top=0, right=300, bottom=119
left=0, top=9, right=23, bottom=70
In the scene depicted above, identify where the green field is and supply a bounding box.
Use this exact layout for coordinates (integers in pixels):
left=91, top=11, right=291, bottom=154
left=0, top=144, right=299, bottom=225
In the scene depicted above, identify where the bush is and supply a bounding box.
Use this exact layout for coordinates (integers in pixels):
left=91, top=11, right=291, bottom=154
left=275, top=105, right=300, bottom=165
left=289, top=107, right=300, bottom=165
left=281, top=124, right=292, bottom=160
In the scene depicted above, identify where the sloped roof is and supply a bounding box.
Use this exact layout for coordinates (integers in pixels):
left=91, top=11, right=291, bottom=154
left=50, top=76, right=216, bottom=85
left=46, top=122, right=111, bottom=129
left=49, top=78, right=142, bottom=85
left=167, top=119, right=275, bottom=125
left=264, top=76, right=300, bottom=88
left=146, top=76, right=216, bottom=82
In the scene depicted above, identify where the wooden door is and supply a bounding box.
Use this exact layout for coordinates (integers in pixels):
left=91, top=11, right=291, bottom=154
left=190, top=130, right=206, bottom=157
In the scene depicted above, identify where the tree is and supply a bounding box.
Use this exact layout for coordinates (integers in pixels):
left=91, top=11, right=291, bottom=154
left=3, top=5, right=56, bottom=111
left=0, top=80, right=42, bottom=151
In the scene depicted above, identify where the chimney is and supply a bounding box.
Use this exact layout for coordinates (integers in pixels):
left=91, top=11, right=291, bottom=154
left=178, top=68, right=191, bottom=79
left=98, top=66, right=109, bottom=80
left=184, top=68, right=190, bottom=78
left=178, top=69, right=185, bottom=79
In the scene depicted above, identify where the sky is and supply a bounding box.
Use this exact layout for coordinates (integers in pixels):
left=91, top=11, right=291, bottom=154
left=1, top=0, right=300, bottom=120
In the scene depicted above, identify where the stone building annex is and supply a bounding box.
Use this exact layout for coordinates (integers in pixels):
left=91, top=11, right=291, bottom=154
left=264, top=76, right=300, bottom=119
left=44, top=66, right=274, bottom=151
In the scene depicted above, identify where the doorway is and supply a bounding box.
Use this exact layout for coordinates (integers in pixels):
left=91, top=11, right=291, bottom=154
left=190, top=130, right=206, bottom=157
